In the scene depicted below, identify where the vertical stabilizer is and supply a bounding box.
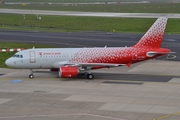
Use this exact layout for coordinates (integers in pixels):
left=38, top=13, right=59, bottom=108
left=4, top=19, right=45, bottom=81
left=133, top=17, right=168, bottom=48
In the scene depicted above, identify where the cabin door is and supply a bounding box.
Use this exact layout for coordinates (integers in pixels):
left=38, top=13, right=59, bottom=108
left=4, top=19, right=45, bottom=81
left=29, top=51, right=36, bottom=63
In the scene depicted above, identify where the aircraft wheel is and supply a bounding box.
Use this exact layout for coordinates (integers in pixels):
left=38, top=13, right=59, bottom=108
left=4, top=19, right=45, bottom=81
left=87, top=73, right=94, bottom=80
left=29, top=74, right=34, bottom=79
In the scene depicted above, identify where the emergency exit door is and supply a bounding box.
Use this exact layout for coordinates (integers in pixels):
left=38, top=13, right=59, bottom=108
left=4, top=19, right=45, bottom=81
left=29, top=51, right=36, bottom=63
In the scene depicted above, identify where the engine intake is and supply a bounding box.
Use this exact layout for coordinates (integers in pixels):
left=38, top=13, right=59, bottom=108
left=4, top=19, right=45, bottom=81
left=59, top=66, right=79, bottom=78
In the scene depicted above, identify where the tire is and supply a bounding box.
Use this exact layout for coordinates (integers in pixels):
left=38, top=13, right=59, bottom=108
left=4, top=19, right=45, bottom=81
left=87, top=74, right=94, bottom=80
left=29, top=74, right=34, bottom=79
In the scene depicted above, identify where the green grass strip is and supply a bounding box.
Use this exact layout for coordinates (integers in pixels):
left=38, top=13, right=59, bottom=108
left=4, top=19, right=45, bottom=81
left=0, top=14, right=180, bottom=33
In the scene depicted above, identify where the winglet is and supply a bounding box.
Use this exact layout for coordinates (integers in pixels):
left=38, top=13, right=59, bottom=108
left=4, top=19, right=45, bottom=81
left=126, top=62, right=131, bottom=68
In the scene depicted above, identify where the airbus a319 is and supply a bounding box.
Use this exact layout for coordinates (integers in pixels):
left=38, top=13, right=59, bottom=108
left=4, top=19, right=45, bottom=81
left=5, top=17, right=172, bottom=79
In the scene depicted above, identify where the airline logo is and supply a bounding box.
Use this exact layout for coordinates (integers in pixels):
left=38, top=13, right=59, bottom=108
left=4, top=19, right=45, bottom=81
left=39, top=52, right=61, bottom=56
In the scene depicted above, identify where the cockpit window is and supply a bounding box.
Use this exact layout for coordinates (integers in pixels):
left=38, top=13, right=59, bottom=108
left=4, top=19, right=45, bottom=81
left=13, top=54, right=23, bottom=58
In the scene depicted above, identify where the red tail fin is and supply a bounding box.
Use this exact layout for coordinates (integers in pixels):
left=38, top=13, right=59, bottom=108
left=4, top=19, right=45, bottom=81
left=133, top=17, right=168, bottom=48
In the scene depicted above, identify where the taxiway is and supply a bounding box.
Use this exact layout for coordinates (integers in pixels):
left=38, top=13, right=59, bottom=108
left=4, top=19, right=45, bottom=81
left=0, top=30, right=179, bottom=60
left=0, top=60, right=180, bottom=120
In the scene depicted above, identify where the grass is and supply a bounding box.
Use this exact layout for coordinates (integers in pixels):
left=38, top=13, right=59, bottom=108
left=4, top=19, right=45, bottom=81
left=0, top=14, right=180, bottom=33
left=1, top=3, right=180, bottom=13
left=0, top=42, right=55, bottom=68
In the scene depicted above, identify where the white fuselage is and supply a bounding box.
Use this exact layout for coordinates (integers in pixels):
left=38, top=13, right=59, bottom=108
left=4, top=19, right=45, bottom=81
left=5, top=47, right=151, bottom=69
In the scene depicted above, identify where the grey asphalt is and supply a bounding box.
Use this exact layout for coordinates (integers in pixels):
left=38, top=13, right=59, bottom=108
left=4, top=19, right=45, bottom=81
left=0, top=9, right=180, bottom=18
left=0, top=30, right=179, bottom=60
left=0, top=60, right=180, bottom=120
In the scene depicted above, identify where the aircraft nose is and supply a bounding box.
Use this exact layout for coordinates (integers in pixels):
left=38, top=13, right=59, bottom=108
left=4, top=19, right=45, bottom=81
left=5, top=58, right=13, bottom=67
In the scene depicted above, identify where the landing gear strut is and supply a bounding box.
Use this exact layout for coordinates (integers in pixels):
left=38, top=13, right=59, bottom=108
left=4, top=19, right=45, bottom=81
left=29, top=69, right=34, bottom=79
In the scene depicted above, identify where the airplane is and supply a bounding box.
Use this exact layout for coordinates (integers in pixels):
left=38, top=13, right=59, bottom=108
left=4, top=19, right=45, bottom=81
left=5, top=17, right=172, bottom=80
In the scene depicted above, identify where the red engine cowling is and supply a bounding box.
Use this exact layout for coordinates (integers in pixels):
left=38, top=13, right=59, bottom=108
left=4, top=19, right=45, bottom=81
left=59, top=66, right=79, bottom=78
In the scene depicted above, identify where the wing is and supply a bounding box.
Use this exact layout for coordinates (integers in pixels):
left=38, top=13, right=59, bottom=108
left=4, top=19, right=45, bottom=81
left=52, top=61, right=128, bottom=69
left=65, top=63, right=125, bottom=67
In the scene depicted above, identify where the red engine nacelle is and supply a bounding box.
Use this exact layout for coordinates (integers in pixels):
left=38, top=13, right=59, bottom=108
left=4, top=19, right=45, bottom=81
left=59, top=66, right=79, bottom=78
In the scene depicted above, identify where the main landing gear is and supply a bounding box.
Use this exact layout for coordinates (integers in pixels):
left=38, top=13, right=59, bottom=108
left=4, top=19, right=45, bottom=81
left=86, top=73, right=94, bottom=80
left=29, top=69, right=34, bottom=79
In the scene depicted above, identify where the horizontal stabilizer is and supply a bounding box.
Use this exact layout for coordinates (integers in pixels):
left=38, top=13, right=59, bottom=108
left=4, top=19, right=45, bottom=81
left=146, top=51, right=175, bottom=57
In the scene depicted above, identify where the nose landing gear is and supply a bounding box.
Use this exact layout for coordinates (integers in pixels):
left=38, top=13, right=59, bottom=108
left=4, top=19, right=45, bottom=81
left=29, top=74, right=34, bottom=79
left=29, top=69, right=34, bottom=79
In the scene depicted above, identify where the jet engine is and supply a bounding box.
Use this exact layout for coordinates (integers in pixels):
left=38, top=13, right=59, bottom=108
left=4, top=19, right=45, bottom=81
left=59, top=66, right=79, bottom=78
